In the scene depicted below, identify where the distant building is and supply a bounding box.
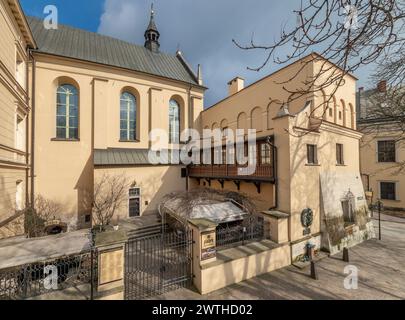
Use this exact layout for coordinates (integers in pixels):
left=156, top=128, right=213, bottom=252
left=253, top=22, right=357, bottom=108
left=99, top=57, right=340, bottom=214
left=357, top=81, right=404, bottom=210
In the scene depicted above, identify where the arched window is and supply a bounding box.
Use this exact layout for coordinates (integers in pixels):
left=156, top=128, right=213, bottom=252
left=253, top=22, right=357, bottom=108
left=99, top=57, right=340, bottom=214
left=120, top=92, right=137, bottom=141
left=56, top=84, right=78, bottom=139
left=169, top=99, right=180, bottom=143
left=251, top=107, right=263, bottom=131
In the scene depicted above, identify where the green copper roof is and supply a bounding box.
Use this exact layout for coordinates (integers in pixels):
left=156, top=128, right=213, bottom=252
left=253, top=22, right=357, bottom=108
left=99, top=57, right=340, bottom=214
left=27, top=16, right=199, bottom=86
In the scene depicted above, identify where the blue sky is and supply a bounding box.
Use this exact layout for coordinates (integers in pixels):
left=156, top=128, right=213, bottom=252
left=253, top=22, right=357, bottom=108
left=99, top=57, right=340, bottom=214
left=20, top=0, right=375, bottom=107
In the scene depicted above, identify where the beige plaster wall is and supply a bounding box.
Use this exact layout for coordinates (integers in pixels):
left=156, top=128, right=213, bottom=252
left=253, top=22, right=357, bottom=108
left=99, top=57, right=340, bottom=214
left=191, top=179, right=274, bottom=212
left=94, top=166, right=187, bottom=219
left=197, top=55, right=362, bottom=248
left=33, top=53, right=203, bottom=227
left=199, top=244, right=291, bottom=295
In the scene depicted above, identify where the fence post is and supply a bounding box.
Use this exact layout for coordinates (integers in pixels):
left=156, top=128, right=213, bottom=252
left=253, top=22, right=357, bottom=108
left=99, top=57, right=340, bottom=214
left=260, top=210, right=289, bottom=244
left=94, top=229, right=127, bottom=300
left=90, top=229, right=95, bottom=301
left=187, top=218, right=217, bottom=295
left=22, top=266, right=28, bottom=299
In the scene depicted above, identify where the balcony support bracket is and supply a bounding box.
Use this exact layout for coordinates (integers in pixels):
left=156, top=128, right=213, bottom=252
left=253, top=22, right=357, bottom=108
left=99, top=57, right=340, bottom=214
left=253, top=182, right=261, bottom=194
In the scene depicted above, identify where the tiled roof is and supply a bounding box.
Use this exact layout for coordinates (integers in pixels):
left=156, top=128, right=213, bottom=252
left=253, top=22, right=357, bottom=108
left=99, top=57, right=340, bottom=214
left=94, top=149, right=181, bottom=166
left=27, top=16, right=199, bottom=86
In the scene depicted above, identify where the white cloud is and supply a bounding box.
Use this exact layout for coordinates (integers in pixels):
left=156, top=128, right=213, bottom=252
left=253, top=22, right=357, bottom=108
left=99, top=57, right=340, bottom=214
left=98, top=0, right=144, bottom=43
left=97, top=0, right=371, bottom=107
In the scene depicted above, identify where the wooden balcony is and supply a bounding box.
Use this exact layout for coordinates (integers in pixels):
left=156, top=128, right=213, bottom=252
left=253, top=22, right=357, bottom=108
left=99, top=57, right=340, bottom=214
left=188, top=164, right=275, bottom=183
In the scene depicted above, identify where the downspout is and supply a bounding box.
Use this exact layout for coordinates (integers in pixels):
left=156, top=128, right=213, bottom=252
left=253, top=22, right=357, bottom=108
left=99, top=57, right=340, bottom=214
left=25, top=49, right=30, bottom=206
left=185, top=85, right=192, bottom=192
left=29, top=49, right=36, bottom=204
left=267, top=136, right=278, bottom=210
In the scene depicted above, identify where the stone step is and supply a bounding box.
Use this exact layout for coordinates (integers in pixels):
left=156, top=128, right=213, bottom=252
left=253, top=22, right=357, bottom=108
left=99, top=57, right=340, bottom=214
left=127, top=223, right=167, bottom=239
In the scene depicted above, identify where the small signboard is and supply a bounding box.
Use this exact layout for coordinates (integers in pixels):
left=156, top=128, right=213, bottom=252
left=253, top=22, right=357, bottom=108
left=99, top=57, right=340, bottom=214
left=201, top=231, right=216, bottom=261
left=365, top=191, right=373, bottom=199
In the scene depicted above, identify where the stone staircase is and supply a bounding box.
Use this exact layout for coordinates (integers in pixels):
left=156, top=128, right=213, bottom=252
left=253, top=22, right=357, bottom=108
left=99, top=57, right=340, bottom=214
left=121, top=212, right=167, bottom=239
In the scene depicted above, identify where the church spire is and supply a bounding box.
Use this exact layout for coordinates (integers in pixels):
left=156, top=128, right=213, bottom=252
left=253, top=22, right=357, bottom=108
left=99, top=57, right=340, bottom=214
left=144, top=3, right=160, bottom=53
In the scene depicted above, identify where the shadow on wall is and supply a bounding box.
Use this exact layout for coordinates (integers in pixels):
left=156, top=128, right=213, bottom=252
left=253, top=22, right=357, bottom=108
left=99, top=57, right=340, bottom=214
left=137, top=167, right=187, bottom=216
left=0, top=175, right=13, bottom=221
left=191, top=179, right=270, bottom=212
left=0, top=175, right=25, bottom=239
left=95, top=166, right=188, bottom=221
left=75, top=156, right=94, bottom=230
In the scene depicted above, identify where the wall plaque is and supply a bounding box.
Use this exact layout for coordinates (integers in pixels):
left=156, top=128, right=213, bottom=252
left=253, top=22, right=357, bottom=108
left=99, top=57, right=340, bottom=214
left=201, top=231, right=216, bottom=261
left=99, top=249, right=124, bottom=285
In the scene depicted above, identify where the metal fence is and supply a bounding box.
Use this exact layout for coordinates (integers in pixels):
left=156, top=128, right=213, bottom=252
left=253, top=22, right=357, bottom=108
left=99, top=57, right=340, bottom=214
left=216, top=215, right=265, bottom=250
left=125, top=228, right=193, bottom=300
left=0, top=250, right=97, bottom=300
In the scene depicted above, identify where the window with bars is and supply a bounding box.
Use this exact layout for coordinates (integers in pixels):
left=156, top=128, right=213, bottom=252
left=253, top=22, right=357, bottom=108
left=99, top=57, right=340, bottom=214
left=380, top=182, right=396, bottom=201
left=120, top=92, right=137, bottom=141
left=336, top=143, right=344, bottom=165
left=56, top=84, right=79, bottom=139
left=129, top=187, right=141, bottom=217
left=378, top=140, right=396, bottom=163
left=307, top=144, right=318, bottom=165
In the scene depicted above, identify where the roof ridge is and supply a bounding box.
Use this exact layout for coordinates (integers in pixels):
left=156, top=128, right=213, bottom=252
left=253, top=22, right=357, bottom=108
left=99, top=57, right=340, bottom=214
left=26, top=16, right=204, bottom=87
left=26, top=15, right=176, bottom=60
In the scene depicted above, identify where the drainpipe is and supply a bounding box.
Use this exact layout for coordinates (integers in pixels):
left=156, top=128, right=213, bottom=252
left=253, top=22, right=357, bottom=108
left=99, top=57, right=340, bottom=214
left=29, top=49, right=36, bottom=204
left=267, top=136, right=278, bottom=210
left=185, top=85, right=192, bottom=192
left=25, top=49, right=30, bottom=206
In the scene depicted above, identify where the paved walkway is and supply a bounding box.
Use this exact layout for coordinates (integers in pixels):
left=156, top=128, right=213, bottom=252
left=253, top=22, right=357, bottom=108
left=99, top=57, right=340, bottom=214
left=371, top=211, right=405, bottom=224
left=0, top=229, right=91, bottom=269
left=154, top=219, right=405, bottom=300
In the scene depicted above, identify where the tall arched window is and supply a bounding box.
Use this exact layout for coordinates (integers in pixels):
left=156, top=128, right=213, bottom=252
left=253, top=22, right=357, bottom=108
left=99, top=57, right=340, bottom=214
left=169, top=99, right=180, bottom=143
left=120, top=92, right=137, bottom=141
left=56, top=84, right=78, bottom=139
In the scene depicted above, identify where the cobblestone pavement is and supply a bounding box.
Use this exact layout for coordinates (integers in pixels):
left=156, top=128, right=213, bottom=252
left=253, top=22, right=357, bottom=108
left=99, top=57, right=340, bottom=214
left=154, top=218, right=405, bottom=300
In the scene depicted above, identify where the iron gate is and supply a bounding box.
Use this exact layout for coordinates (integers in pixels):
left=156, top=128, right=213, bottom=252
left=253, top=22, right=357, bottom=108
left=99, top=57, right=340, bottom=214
left=124, top=228, right=193, bottom=300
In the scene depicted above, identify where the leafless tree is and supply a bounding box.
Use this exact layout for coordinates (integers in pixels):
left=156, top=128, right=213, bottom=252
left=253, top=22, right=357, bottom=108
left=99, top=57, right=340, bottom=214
left=34, top=195, right=62, bottom=221
left=24, top=195, right=63, bottom=238
left=233, top=0, right=404, bottom=121
left=92, top=174, right=130, bottom=229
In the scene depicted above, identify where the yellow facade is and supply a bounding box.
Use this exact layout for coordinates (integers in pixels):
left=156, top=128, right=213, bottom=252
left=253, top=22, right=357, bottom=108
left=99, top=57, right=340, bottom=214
left=0, top=0, right=35, bottom=238
left=0, top=1, right=372, bottom=264
left=32, top=53, right=203, bottom=229
left=195, top=54, right=371, bottom=258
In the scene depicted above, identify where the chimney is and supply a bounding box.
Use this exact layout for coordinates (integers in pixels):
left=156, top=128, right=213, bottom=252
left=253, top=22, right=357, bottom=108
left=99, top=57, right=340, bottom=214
left=228, top=77, right=244, bottom=96
left=377, top=80, right=387, bottom=93
left=197, top=64, right=203, bottom=86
